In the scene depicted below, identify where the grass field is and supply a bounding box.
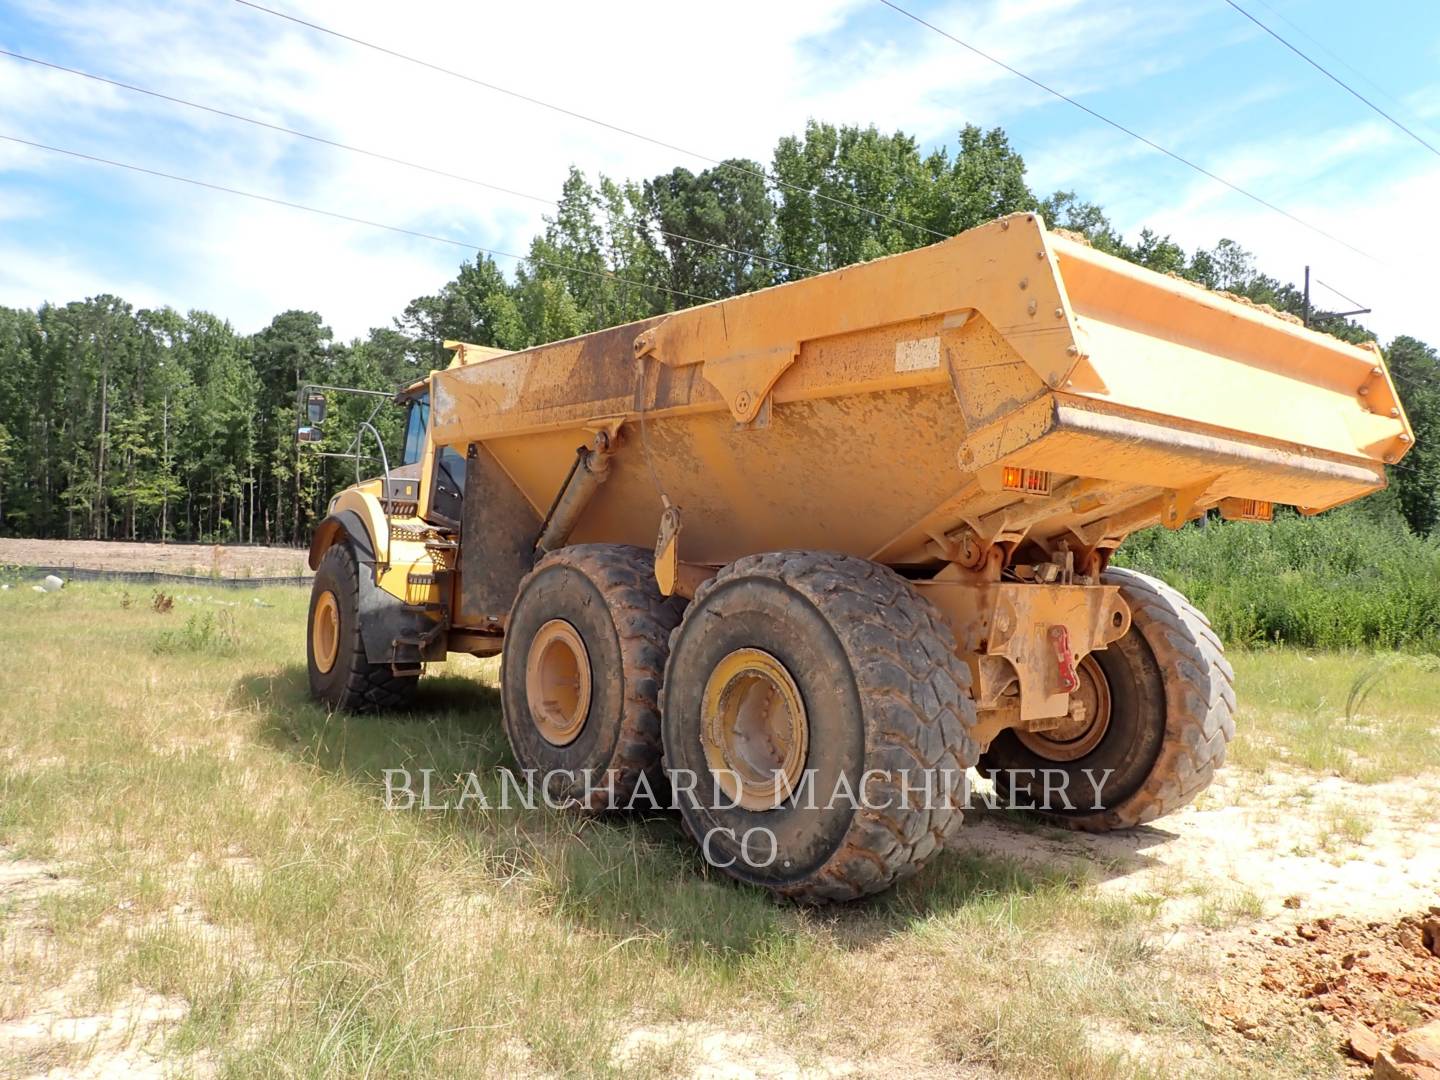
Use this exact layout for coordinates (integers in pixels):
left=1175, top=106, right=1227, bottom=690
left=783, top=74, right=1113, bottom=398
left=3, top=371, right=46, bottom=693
left=1, top=580, right=1437, bottom=1078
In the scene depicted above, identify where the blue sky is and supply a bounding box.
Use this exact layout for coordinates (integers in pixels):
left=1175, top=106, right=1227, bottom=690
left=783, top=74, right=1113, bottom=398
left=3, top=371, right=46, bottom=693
left=1, top=0, right=1438, bottom=344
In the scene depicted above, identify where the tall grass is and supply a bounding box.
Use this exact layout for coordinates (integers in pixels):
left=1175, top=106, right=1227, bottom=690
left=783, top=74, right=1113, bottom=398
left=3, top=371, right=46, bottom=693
left=1115, top=507, right=1440, bottom=649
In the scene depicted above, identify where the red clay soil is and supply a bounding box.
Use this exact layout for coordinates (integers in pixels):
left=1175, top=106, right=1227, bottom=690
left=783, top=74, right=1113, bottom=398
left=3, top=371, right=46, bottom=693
left=1215, top=909, right=1440, bottom=1062
left=0, top=538, right=311, bottom=578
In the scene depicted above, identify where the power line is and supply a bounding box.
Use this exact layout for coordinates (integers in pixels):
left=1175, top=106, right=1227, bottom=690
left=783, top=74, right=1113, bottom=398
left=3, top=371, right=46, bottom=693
left=875, top=0, right=1381, bottom=264
left=0, top=48, right=817, bottom=278
left=1249, top=0, right=1426, bottom=124
left=1223, top=0, right=1440, bottom=159
left=1313, top=278, right=1367, bottom=312
left=231, top=0, right=953, bottom=245
left=0, top=133, right=719, bottom=306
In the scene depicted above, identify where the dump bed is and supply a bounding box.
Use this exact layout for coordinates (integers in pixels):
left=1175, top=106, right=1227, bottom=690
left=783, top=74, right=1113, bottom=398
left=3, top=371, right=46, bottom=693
left=430, top=213, right=1411, bottom=570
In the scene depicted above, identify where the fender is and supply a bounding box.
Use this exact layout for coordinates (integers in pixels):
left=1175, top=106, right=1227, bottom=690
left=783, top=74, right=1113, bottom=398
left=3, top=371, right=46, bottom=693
left=309, top=488, right=389, bottom=570
left=308, top=508, right=375, bottom=570
left=308, top=501, right=443, bottom=667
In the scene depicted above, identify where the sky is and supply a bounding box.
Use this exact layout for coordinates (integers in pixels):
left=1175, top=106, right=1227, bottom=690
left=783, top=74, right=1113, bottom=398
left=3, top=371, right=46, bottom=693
left=1, top=0, right=1438, bottom=345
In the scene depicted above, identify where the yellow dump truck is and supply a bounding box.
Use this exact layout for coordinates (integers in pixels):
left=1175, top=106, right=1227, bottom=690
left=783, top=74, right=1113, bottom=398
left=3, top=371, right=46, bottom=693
left=301, top=213, right=1412, bottom=901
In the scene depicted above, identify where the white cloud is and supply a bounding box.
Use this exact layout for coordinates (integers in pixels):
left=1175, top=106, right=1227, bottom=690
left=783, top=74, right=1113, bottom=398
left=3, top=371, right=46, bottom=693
left=1129, top=135, right=1440, bottom=346
left=0, top=242, right=159, bottom=310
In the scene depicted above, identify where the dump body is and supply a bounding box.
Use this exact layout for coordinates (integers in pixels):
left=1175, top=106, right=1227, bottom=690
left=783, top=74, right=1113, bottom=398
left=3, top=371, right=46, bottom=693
left=430, top=213, right=1410, bottom=576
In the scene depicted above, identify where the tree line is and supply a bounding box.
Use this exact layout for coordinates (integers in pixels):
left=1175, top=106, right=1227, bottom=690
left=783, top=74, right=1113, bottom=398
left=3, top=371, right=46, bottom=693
left=1, top=121, right=1436, bottom=545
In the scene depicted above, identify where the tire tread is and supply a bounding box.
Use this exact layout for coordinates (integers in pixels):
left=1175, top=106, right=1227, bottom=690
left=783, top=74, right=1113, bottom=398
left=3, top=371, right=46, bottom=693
left=665, top=551, right=980, bottom=902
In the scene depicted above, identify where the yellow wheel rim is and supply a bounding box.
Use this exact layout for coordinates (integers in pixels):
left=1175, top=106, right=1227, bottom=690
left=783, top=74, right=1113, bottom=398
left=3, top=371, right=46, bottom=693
left=1017, top=653, right=1112, bottom=762
left=312, top=590, right=341, bottom=675
left=525, top=619, right=593, bottom=746
left=700, top=648, right=808, bottom=811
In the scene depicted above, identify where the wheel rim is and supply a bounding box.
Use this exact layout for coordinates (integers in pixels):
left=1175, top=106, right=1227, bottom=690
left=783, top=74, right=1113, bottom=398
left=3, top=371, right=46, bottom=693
left=1017, top=653, right=1112, bottom=762
left=312, top=590, right=341, bottom=674
left=700, top=648, right=808, bottom=811
left=525, top=619, right=593, bottom=746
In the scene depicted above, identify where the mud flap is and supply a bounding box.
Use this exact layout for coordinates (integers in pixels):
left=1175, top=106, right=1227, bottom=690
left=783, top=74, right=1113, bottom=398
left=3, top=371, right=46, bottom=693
left=355, top=566, right=443, bottom=667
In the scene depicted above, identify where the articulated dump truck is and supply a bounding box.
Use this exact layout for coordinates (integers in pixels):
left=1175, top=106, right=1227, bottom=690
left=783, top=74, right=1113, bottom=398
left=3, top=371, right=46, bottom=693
left=302, top=213, right=1412, bottom=902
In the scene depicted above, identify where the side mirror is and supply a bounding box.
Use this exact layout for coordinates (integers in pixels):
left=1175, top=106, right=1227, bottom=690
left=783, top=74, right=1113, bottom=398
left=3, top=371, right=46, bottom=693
left=306, top=392, right=328, bottom=426
left=296, top=425, right=324, bottom=444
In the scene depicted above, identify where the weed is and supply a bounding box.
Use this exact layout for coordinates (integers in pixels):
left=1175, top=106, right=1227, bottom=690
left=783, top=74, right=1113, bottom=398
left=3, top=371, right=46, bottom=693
left=1317, top=804, right=1374, bottom=855
left=154, top=610, right=241, bottom=656
left=1196, top=889, right=1266, bottom=930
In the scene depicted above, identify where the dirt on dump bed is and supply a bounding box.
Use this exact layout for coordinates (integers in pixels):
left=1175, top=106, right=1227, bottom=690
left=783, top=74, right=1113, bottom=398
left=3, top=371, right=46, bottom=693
left=0, top=538, right=311, bottom=579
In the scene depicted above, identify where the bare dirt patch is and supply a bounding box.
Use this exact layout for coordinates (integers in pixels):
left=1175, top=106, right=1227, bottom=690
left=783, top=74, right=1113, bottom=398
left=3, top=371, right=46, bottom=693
left=0, top=852, right=209, bottom=1080
left=960, top=767, right=1440, bottom=1071
left=0, top=539, right=310, bottom=580
left=961, top=767, right=1440, bottom=934
left=0, top=977, right=195, bottom=1080
left=616, top=1022, right=859, bottom=1079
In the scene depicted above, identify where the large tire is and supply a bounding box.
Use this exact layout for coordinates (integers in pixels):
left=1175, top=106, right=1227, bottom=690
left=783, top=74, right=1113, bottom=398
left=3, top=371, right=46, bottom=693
left=500, top=544, right=683, bottom=812
left=981, top=568, right=1235, bottom=831
left=307, top=543, right=418, bottom=712
left=660, top=551, right=979, bottom=903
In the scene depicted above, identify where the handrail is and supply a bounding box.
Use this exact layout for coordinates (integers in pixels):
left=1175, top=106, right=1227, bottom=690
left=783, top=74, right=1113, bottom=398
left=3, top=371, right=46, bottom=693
left=353, top=418, right=393, bottom=571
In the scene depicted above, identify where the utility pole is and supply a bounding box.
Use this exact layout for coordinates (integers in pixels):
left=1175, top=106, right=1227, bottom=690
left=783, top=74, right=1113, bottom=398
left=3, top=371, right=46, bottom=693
left=1302, top=266, right=1371, bottom=328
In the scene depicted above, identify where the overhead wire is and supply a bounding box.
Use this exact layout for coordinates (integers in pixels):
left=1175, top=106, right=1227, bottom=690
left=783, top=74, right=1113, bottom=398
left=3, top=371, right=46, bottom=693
left=0, top=48, right=818, bottom=278
left=230, top=0, right=953, bottom=243
left=1222, top=0, right=1440, bottom=159
left=1248, top=0, right=1421, bottom=118
left=874, top=0, right=1382, bottom=264
left=0, top=133, right=720, bottom=306
left=1312, top=278, right=1368, bottom=312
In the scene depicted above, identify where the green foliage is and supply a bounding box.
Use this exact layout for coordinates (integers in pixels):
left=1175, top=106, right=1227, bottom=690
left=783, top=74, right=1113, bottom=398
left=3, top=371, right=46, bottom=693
left=1385, top=336, right=1440, bottom=535
left=1115, top=508, right=1440, bottom=649
left=153, top=609, right=242, bottom=656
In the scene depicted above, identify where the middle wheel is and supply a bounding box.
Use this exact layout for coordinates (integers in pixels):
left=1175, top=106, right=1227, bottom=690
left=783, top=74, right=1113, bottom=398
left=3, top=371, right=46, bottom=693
left=501, top=544, right=684, bottom=811
left=661, top=551, right=980, bottom=902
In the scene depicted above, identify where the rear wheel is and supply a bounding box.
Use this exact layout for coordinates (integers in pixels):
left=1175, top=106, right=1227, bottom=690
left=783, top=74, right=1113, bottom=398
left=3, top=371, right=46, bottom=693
left=661, top=551, right=979, bottom=902
left=981, top=568, right=1235, bottom=830
left=500, top=545, right=683, bottom=811
left=307, top=543, right=418, bottom=712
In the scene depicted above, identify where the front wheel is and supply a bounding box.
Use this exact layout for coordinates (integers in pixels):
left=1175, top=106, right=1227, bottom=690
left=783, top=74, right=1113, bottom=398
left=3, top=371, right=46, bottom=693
left=981, top=568, right=1235, bottom=830
left=307, top=543, right=417, bottom=712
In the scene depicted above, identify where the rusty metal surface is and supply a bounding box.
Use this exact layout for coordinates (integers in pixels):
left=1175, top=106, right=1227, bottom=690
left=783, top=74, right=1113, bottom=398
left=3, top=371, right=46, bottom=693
left=916, top=579, right=1131, bottom=721
left=457, top=441, right=541, bottom=626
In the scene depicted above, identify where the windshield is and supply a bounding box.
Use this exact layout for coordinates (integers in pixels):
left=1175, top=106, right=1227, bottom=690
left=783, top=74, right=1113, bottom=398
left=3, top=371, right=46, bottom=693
left=401, top=393, right=430, bottom=466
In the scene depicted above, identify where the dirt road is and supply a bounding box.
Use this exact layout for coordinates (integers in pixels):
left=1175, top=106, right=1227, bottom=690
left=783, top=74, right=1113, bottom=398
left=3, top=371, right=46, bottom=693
left=0, top=538, right=311, bottom=579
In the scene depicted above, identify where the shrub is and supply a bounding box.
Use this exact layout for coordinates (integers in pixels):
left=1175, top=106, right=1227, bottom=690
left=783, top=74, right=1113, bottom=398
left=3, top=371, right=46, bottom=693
left=1113, top=507, right=1440, bottom=650
left=154, top=610, right=242, bottom=656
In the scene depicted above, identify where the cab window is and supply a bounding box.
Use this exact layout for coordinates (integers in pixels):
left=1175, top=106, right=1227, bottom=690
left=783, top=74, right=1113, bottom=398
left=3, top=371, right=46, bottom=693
left=401, top=394, right=430, bottom=466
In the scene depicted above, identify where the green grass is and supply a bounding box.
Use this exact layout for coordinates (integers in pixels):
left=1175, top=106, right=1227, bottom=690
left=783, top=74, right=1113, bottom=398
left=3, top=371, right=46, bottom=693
left=0, top=581, right=1411, bottom=1078
left=1116, top=507, right=1440, bottom=650
left=1227, top=651, right=1440, bottom=781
